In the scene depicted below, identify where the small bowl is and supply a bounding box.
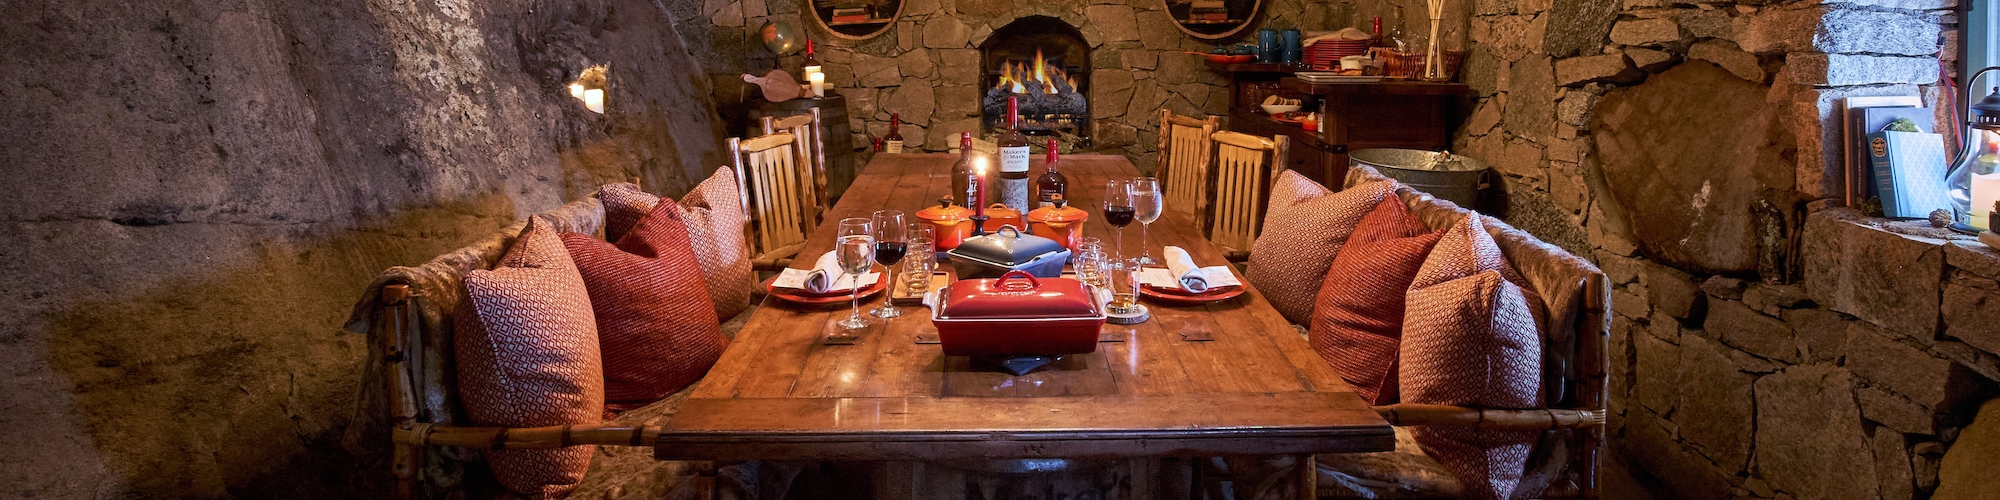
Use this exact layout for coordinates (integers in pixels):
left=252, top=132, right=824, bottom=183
left=1261, top=104, right=1301, bottom=114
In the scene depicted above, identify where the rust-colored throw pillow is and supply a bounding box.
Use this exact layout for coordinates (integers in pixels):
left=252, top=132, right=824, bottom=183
left=1399, top=215, right=1543, bottom=500
left=1245, top=171, right=1394, bottom=324
left=1310, top=196, right=1442, bottom=405
left=457, top=215, right=604, bottom=498
left=562, top=201, right=727, bottom=411
left=600, top=171, right=755, bottom=321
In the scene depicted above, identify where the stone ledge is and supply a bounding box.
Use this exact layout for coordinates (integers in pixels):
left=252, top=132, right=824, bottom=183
left=1788, top=53, right=1942, bottom=86
left=1802, top=208, right=1945, bottom=340
left=1945, top=242, right=2000, bottom=280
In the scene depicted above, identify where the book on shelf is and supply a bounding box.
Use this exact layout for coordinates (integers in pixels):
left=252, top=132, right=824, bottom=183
left=1842, top=95, right=1922, bottom=207
left=1192, top=0, right=1225, bottom=8
left=1866, top=130, right=1952, bottom=218
left=831, top=15, right=873, bottom=23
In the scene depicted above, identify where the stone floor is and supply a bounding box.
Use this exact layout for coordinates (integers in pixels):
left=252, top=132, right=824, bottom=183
left=1601, top=449, right=1666, bottom=500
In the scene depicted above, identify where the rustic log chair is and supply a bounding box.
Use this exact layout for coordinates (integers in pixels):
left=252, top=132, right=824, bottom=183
left=1225, top=165, right=1611, bottom=499
left=1155, top=109, right=1221, bottom=237
left=1205, top=130, right=1291, bottom=258
left=347, top=175, right=802, bottom=499
left=759, top=108, right=829, bottom=224
left=729, top=132, right=821, bottom=265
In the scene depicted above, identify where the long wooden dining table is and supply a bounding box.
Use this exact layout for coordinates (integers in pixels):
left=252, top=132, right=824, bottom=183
left=655, top=153, right=1393, bottom=497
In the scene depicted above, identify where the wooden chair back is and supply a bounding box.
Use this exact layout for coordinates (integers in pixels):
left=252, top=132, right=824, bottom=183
left=729, top=133, right=815, bottom=260
left=1156, top=110, right=1221, bottom=231
left=1206, top=130, right=1289, bottom=254
left=760, top=108, right=829, bottom=223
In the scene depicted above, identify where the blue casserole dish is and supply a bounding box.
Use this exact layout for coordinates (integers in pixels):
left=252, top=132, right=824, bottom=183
left=947, top=225, right=1071, bottom=279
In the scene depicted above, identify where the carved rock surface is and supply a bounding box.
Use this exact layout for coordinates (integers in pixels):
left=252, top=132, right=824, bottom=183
left=1755, top=365, right=1880, bottom=500
left=1591, top=62, right=1792, bottom=273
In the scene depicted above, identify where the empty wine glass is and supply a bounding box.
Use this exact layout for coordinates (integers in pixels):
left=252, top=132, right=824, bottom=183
left=1103, top=179, right=1134, bottom=261
left=836, top=218, right=874, bottom=331
left=1131, top=177, right=1162, bottom=266
left=871, top=210, right=907, bottom=318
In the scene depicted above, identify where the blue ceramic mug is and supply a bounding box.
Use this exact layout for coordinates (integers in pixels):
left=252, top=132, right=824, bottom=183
left=1281, top=29, right=1303, bottom=64
left=1257, top=29, right=1280, bottom=63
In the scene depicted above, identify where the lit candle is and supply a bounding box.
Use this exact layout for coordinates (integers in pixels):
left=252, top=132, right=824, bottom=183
left=583, top=88, right=605, bottom=114
left=808, top=72, right=825, bottom=98
left=974, top=156, right=988, bottom=217
left=1973, top=172, right=2000, bottom=230
left=569, top=82, right=585, bottom=99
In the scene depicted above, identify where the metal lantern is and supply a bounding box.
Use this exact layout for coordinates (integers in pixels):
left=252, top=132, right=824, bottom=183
left=1946, top=67, right=2000, bottom=230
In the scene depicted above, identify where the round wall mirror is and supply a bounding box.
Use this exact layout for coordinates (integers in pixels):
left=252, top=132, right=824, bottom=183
left=1162, top=0, right=1262, bottom=40
left=809, top=0, right=902, bottom=41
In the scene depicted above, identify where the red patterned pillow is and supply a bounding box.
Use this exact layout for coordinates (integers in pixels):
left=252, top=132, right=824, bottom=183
left=600, top=173, right=754, bottom=321
left=457, top=215, right=603, bottom=497
left=1310, top=197, right=1442, bottom=405
left=1246, top=172, right=1394, bottom=324
left=562, top=201, right=728, bottom=411
left=1400, top=215, right=1543, bottom=500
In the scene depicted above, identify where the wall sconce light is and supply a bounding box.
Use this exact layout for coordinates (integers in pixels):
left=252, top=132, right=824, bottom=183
left=569, top=65, right=609, bottom=114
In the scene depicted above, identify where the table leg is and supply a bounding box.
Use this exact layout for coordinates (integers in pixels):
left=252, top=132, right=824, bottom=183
left=1295, top=454, right=1316, bottom=500
left=693, top=461, right=717, bottom=500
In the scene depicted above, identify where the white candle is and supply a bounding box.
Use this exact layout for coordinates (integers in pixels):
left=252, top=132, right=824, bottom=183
left=808, top=72, right=825, bottom=98
left=1972, top=172, right=2000, bottom=230
left=569, top=82, right=585, bottom=99
left=583, top=88, right=605, bottom=114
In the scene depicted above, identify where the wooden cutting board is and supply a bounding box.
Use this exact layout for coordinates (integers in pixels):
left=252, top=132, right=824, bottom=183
left=742, top=69, right=801, bottom=102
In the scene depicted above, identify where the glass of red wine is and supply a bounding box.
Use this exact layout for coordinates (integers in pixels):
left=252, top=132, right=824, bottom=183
left=871, top=210, right=907, bottom=318
left=1103, top=179, right=1135, bottom=261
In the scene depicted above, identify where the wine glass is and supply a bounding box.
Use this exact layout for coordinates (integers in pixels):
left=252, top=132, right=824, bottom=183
left=1131, top=178, right=1162, bottom=266
left=871, top=210, right=907, bottom=318
left=1103, top=179, right=1134, bottom=261
left=835, top=218, right=874, bottom=331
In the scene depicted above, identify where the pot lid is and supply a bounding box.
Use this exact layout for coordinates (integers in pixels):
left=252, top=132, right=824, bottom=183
left=916, top=196, right=972, bottom=222
left=947, top=225, right=1064, bottom=266
left=981, top=203, right=1022, bottom=219
left=1027, top=196, right=1089, bottom=223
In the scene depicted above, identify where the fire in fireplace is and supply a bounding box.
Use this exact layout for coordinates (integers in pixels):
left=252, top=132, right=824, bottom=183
left=979, top=16, right=1090, bottom=140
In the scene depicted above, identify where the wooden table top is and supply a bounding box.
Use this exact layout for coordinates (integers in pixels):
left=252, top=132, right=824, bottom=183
left=655, top=153, right=1392, bottom=461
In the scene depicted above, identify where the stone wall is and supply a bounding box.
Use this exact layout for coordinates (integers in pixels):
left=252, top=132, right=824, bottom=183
left=0, top=0, right=727, bottom=497
left=1450, top=0, right=2000, bottom=498
left=679, top=0, right=1457, bottom=173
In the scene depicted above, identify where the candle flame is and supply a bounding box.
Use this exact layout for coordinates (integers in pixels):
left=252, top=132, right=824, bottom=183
left=974, top=156, right=988, bottom=175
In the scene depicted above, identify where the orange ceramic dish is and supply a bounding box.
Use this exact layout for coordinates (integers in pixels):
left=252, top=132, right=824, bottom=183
left=979, top=203, right=1024, bottom=234
left=915, top=197, right=975, bottom=249
left=1025, top=199, right=1090, bottom=251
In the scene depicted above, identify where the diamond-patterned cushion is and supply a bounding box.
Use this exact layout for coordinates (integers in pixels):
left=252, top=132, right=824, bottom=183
left=457, top=215, right=603, bottom=498
left=1245, top=172, right=1393, bottom=324
left=1400, top=215, right=1543, bottom=500
left=600, top=170, right=754, bottom=321
left=1310, top=197, right=1442, bottom=405
left=562, top=200, right=728, bottom=411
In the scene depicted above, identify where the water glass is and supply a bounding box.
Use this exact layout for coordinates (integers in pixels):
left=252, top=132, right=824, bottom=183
left=1131, top=178, right=1162, bottom=266
left=904, top=236, right=937, bottom=295
left=1106, top=258, right=1144, bottom=314
left=835, top=218, right=874, bottom=331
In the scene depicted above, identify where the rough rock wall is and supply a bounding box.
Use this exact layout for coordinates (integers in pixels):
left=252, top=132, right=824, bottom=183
left=1451, top=0, right=1997, bottom=498
left=0, top=0, right=725, bottom=497
left=678, top=0, right=1454, bottom=173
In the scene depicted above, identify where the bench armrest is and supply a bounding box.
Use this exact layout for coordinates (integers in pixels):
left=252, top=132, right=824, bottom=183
left=1373, top=404, right=1606, bottom=431
left=395, top=422, right=663, bottom=450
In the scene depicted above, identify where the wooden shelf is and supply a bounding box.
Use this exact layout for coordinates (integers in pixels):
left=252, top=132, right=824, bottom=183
left=828, top=19, right=891, bottom=27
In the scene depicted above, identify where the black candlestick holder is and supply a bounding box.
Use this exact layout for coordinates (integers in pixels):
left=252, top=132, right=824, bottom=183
left=970, top=214, right=989, bottom=237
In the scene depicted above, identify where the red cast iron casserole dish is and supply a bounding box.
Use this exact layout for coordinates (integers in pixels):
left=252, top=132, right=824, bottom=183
left=928, top=270, right=1106, bottom=357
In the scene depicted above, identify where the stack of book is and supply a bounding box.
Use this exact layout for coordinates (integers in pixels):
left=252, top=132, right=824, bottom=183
left=830, top=3, right=873, bottom=24
left=1188, top=0, right=1229, bottom=22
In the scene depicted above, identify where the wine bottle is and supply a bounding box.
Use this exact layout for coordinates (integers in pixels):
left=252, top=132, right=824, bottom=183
left=997, top=96, right=1031, bottom=211
left=884, top=113, right=905, bottom=154
left=1035, top=138, right=1067, bottom=208
left=801, top=39, right=821, bottom=76
left=951, top=132, right=975, bottom=209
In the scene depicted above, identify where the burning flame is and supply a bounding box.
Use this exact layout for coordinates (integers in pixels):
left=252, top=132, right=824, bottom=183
left=994, top=48, right=1074, bottom=95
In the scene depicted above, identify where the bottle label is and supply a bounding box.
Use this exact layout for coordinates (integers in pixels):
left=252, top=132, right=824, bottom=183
left=884, top=140, right=903, bottom=154
left=1038, top=188, right=1061, bottom=207
left=1000, top=146, right=1030, bottom=173
left=1000, top=177, right=1030, bottom=212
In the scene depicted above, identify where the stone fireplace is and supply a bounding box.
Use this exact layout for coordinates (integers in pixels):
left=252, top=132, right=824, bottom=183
left=979, top=16, right=1090, bottom=141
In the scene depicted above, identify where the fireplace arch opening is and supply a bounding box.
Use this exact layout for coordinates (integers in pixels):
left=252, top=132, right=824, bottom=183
left=979, top=16, right=1090, bottom=142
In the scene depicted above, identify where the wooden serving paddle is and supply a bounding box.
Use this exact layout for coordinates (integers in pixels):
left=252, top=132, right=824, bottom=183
left=742, top=69, right=802, bottom=102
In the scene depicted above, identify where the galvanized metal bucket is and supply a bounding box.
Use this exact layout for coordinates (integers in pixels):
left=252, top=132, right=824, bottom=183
left=1348, top=148, right=1492, bottom=207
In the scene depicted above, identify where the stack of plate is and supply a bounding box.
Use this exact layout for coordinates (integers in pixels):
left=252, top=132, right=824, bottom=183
left=1304, top=40, right=1371, bottom=69
left=1296, top=72, right=1385, bottom=84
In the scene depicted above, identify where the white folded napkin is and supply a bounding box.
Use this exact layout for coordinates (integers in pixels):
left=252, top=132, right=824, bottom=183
left=773, top=252, right=879, bottom=294
left=1139, top=247, right=1241, bottom=293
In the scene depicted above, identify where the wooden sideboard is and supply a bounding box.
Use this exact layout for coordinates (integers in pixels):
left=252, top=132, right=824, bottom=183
left=1208, top=61, right=1472, bottom=188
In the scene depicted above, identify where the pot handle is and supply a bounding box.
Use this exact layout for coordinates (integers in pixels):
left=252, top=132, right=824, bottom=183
left=994, top=270, right=1040, bottom=291
left=997, top=224, right=1023, bottom=238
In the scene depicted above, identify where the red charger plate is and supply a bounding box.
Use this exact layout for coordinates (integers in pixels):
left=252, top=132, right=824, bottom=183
left=762, top=265, right=890, bottom=306
left=1139, top=284, right=1246, bottom=305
